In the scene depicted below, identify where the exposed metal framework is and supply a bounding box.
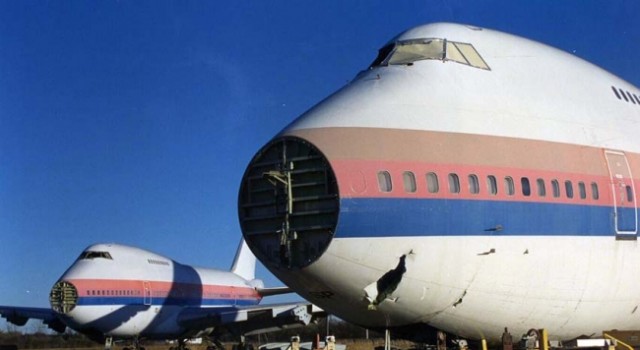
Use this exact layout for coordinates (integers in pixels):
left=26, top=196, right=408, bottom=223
left=50, top=281, right=78, bottom=314
left=239, top=137, right=339, bottom=269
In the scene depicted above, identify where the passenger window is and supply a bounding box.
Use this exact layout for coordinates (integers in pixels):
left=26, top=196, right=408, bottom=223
left=377, top=171, right=392, bottom=192
left=426, top=172, right=439, bottom=193
left=565, top=181, right=574, bottom=199
left=591, top=182, right=599, bottom=200
left=521, top=177, right=531, bottom=197
left=448, top=173, right=460, bottom=194
left=487, top=175, right=498, bottom=195
left=552, top=180, right=560, bottom=198
left=578, top=182, right=587, bottom=199
left=626, top=185, right=634, bottom=202
left=504, top=177, right=515, bottom=196
left=468, top=174, right=480, bottom=194
left=627, top=91, right=636, bottom=104
left=619, top=88, right=629, bottom=102
left=403, top=171, right=417, bottom=193
left=536, top=178, right=546, bottom=197
left=612, top=86, right=622, bottom=99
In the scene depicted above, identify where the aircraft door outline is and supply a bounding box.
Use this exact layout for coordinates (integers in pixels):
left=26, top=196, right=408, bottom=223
left=143, top=281, right=152, bottom=306
left=604, top=150, right=638, bottom=238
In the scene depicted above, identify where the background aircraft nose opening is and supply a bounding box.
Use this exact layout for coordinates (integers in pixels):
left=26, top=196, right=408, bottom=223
left=239, top=136, right=339, bottom=269
left=49, top=281, right=78, bottom=314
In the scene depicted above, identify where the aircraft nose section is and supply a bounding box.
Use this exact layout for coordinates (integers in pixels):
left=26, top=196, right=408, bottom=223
left=238, top=136, right=340, bottom=269
left=49, top=280, right=78, bottom=315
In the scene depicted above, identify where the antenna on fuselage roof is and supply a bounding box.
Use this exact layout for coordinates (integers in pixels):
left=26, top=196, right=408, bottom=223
left=230, top=239, right=256, bottom=281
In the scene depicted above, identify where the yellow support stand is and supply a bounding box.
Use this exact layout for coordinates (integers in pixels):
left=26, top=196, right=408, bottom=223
left=290, top=336, right=300, bottom=350
left=604, top=332, right=634, bottom=350
left=540, top=329, right=549, bottom=350
left=481, top=338, right=488, bottom=350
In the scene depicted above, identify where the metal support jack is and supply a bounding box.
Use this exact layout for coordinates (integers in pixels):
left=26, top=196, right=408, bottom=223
left=384, top=329, right=391, bottom=350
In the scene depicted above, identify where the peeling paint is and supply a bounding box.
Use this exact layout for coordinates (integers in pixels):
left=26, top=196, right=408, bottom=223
left=477, top=248, right=496, bottom=256
left=452, top=290, right=467, bottom=308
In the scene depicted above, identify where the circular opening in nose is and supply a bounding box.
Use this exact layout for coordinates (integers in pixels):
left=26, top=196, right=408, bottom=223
left=239, top=136, right=339, bottom=269
left=50, top=281, right=78, bottom=314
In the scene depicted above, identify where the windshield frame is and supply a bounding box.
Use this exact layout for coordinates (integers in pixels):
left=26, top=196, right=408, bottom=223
left=369, top=38, right=490, bottom=71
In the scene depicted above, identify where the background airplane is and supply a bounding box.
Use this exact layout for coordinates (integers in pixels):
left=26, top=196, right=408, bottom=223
left=238, top=22, right=640, bottom=343
left=1, top=240, right=323, bottom=350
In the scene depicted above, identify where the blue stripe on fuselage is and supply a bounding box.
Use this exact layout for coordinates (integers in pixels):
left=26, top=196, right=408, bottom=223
left=77, top=297, right=260, bottom=307
left=336, top=198, right=630, bottom=237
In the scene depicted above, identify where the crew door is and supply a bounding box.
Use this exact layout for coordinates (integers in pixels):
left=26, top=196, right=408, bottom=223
left=143, top=281, right=152, bottom=306
left=605, top=150, right=638, bottom=238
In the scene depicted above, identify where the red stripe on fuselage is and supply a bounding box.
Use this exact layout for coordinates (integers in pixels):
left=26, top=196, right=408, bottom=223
left=69, top=279, right=261, bottom=300
left=331, top=159, right=613, bottom=206
left=284, top=127, right=638, bottom=207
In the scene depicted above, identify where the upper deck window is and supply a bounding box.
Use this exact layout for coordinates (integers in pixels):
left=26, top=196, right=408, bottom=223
left=148, top=259, right=170, bottom=266
left=78, top=251, right=113, bottom=260
left=370, top=38, right=490, bottom=70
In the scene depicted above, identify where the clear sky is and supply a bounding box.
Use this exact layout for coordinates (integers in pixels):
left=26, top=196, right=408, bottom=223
left=1, top=0, right=639, bottom=327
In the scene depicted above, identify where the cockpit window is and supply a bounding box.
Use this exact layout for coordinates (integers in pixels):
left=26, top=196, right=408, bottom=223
left=78, top=251, right=113, bottom=260
left=448, top=42, right=490, bottom=70
left=388, top=39, right=445, bottom=65
left=370, top=38, right=490, bottom=70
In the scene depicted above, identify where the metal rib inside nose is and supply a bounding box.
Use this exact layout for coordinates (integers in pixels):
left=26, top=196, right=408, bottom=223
left=239, top=136, right=339, bottom=269
left=50, top=281, right=78, bottom=314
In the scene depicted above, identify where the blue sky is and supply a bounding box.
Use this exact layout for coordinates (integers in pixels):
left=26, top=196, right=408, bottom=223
left=1, top=1, right=639, bottom=328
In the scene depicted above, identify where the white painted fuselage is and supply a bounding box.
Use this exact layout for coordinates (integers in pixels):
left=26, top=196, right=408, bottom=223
left=239, top=23, right=640, bottom=342
left=53, top=243, right=261, bottom=340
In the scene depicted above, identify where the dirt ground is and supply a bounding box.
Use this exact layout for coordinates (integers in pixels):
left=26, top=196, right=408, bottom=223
left=8, top=339, right=421, bottom=350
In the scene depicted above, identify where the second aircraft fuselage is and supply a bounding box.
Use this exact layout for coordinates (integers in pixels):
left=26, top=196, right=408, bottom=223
left=51, top=244, right=261, bottom=340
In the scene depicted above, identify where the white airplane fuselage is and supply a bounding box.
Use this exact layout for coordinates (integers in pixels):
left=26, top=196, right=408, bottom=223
left=52, top=243, right=261, bottom=340
left=238, top=23, right=640, bottom=341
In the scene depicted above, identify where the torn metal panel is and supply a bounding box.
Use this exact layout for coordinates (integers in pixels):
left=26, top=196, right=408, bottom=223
left=364, top=255, right=407, bottom=310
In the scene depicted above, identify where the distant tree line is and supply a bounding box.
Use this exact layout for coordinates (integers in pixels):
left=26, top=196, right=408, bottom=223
left=0, top=329, right=95, bottom=349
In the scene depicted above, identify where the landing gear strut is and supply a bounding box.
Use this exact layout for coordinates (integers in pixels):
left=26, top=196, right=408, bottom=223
left=104, top=336, right=113, bottom=350
left=205, top=336, right=225, bottom=350
left=232, top=335, right=254, bottom=350
left=168, top=339, right=189, bottom=350
left=384, top=329, right=391, bottom=350
left=122, top=337, right=145, bottom=350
